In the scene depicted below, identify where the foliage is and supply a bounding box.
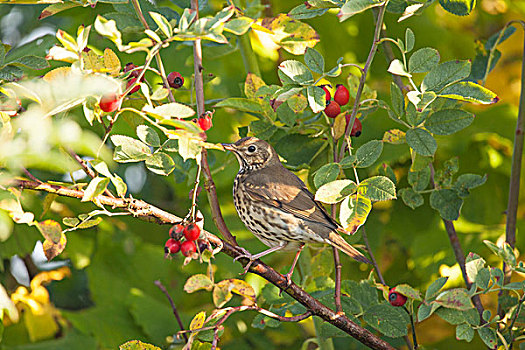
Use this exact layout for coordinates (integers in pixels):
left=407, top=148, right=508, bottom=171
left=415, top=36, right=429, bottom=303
left=0, top=0, right=524, bottom=349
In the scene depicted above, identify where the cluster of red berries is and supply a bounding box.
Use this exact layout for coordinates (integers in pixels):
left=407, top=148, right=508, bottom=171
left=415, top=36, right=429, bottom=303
left=164, top=222, right=203, bottom=258
left=388, top=287, right=407, bottom=307
left=321, top=84, right=362, bottom=137
left=97, top=63, right=186, bottom=113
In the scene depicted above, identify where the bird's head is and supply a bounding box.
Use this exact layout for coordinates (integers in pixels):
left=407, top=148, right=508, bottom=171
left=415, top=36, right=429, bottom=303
left=222, top=137, right=279, bottom=171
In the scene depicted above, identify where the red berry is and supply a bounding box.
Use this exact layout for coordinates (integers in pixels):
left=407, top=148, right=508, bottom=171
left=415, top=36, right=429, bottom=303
left=168, top=241, right=181, bottom=254
left=184, top=223, right=200, bottom=241
left=324, top=100, right=341, bottom=118
left=388, top=288, right=407, bottom=307
left=321, top=85, right=331, bottom=102
left=334, top=84, right=350, bottom=106
left=347, top=115, right=362, bottom=137
left=181, top=240, right=197, bottom=257
left=167, top=71, right=184, bottom=89
left=124, top=63, right=142, bottom=80
left=99, top=93, right=120, bottom=113
left=169, top=224, right=185, bottom=239
left=126, top=78, right=140, bottom=94
left=197, top=115, right=213, bottom=131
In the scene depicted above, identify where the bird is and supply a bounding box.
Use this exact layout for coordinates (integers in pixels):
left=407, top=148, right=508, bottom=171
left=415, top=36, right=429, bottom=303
left=222, top=137, right=371, bottom=285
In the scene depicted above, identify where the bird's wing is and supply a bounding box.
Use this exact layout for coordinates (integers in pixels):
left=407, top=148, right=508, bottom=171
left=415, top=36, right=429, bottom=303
left=242, top=170, right=340, bottom=230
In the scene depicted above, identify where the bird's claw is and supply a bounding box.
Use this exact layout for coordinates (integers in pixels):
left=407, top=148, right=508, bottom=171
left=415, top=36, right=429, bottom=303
left=278, top=273, right=293, bottom=296
left=233, top=247, right=256, bottom=275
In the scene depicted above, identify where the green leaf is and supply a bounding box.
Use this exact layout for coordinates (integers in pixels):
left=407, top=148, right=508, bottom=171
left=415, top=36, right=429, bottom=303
left=338, top=0, right=385, bottom=21
left=421, top=60, right=471, bottom=92
left=406, top=103, right=426, bottom=127
left=184, top=274, right=214, bottom=293
left=120, top=340, right=161, bottom=350
left=148, top=12, right=173, bottom=38
left=430, top=189, right=463, bottom=221
left=313, top=163, right=341, bottom=189
left=276, top=103, right=296, bottom=127
left=307, top=86, right=326, bottom=113
left=408, top=167, right=431, bottom=191
left=111, top=135, right=151, bottom=163
left=408, top=47, right=440, bottom=73
left=215, top=97, right=264, bottom=114
left=0, top=65, right=23, bottom=81
left=456, top=323, right=474, bottom=342
left=136, top=125, right=161, bottom=147
left=288, top=4, right=329, bottom=19
left=341, top=280, right=379, bottom=309
left=7, top=55, right=49, bottom=70
left=340, top=154, right=357, bottom=169
left=453, top=174, right=487, bottom=198
left=304, top=48, right=324, bottom=74
left=315, top=179, right=357, bottom=204
left=250, top=119, right=277, bottom=139
left=278, top=60, right=313, bottom=85
left=387, top=59, right=411, bottom=77
left=406, top=128, right=437, bottom=156
left=399, top=188, right=424, bottom=209
left=390, top=82, right=405, bottom=118
left=439, top=0, right=476, bottom=16
left=407, top=91, right=436, bottom=112
left=477, top=327, right=497, bottom=349
left=436, top=307, right=467, bottom=325
left=143, top=102, right=195, bottom=119
left=405, top=28, right=415, bottom=52
left=435, top=288, right=474, bottom=310
left=81, top=177, right=110, bottom=202
left=145, top=152, right=175, bottom=175
left=355, top=140, right=383, bottom=168
left=425, top=277, right=448, bottom=300
left=418, top=302, right=439, bottom=322
left=394, top=284, right=422, bottom=300
left=425, top=109, right=474, bottom=135
left=439, top=81, right=499, bottom=104
left=357, top=176, right=396, bottom=201
left=273, top=134, right=326, bottom=170
left=223, top=17, right=253, bottom=35
left=339, top=194, right=372, bottom=233
left=363, top=302, right=409, bottom=338
left=111, top=175, right=127, bottom=197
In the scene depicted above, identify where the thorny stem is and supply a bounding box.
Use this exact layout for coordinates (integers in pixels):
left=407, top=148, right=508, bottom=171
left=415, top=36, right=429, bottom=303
left=130, top=0, right=176, bottom=103
left=8, top=178, right=393, bottom=350
left=429, top=164, right=485, bottom=318
left=337, top=1, right=388, bottom=162
left=154, top=280, right=188, bottom=342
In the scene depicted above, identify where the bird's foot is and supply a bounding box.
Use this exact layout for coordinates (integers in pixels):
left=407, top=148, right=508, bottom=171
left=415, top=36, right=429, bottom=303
left=278, top=272, right=293, bottom=296
left=233, top=247, right=256, bottom=275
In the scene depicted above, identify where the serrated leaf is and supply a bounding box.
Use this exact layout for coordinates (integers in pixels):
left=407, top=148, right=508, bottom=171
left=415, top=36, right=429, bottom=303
left=425, top=109, right=474, bottom=135
left=436, top=307, right=467, bottom=325
left=408, top=47, right=440, bottom=73
left=355, top=140, right=383, bottom=168
left=103, top=48, right=120, bottom=77
left=137, top=125, right=161, bottom=147
left=390, top=82, right=405, bottom=118
left=314, top=163, right=341, bottom=189
left=215, top=97, right=264, bottom=114
left=394, top=284, right=422, bottom=300
left=439, top=0, right=476, bottom=16
left=456, top=323, right=474, bottom=342
left=477, top=327, right=497, bottom=349
left=399, top=188, right=424, bottom=209
left=276, top=102, right=296, bottom=126
left=382, top=129, right=406, bottom=144
left=422, top=60, right=471, bottom=92
left=363, top=302, right=409, bottom=338
left=145, top=152, right=175, bottom=175
left=435, top=288, right=474, bottom=310
left=406, top=128, right=437, bottom=156
left=430, top=189, right=463, bottom=221
left=338, top=0, right=385, bottom=21
left=143, top=102, right=195, bottom=119
left=439, top=81, right=498, bottom=104
left=244, top=73, right=266, bottom=99
left=408, top=167, right=430, bottom=191
left=304, top=47, right=324, bottom=74
left=453, top=174, right=487, bottom=198
left=339, top=194, right=372, bottom=234
left=357, top=176, right=396, bottom=201
left=426, top=277, right=448, bottom=299
left=307, top=85, right=326, bottom=113
left=7, top=55, right=49, bottom=70
left=223, top=17, right=254, bottom=35
left=387, top=59, right=411, bottom=77
left=81, top=177, right=110, bottom=202
left=184, top=274, right=214, bottom=293
left=111, top=135, right=151, bottom=163
left=288, top=4, right=329, bottom=19
left=278, top=60, right=313, bottom=85
left=315, top=179, right=357, bottom=204
left=407, top=91, right=436, bottom=112
left=119, top=340, right=161, bottom=350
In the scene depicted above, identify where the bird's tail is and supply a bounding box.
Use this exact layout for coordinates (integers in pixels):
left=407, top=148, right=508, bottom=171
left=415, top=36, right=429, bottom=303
left=327, top=231, right=371, bottom=264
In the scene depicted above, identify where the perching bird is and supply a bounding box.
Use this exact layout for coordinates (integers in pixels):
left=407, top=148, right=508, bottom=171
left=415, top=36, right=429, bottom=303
left=222, top=137, right=370, bottom=284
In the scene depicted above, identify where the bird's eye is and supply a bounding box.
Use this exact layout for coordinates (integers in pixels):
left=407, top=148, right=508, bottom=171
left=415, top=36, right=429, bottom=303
left=247, top=145, right=256, bottom=153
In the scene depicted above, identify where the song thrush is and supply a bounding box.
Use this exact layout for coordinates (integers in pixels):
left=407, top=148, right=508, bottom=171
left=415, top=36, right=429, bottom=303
left=223, top=137, right=370, bottom=283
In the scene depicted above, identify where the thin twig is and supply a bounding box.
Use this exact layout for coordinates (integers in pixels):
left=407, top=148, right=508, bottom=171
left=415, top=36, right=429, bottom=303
left=361, top=227, right=385, bottom=285
left=403, top=306, right=418, bottom=350
left=66, top=148, right=115, bottom=198
left=9, top=178, right=393, bottom=350
left=22, top=168, right=41, bottom=183
left=154, top=280, right=188, bottom=342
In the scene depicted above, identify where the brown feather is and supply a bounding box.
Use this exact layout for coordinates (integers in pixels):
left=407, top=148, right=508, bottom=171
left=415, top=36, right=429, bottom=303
left=327, top=231, right=371, bottom=264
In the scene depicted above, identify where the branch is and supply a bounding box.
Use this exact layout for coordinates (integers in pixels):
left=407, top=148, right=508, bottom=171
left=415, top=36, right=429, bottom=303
left=154, top=280, right=188, bottom=342
left=8, top=178, right=393, bottom=349
left=66, top=148, right=115, bottom=198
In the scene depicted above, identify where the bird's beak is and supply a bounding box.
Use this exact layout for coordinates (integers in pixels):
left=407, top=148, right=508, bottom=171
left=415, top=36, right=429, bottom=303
left=222, top=143, right=235, bottom=151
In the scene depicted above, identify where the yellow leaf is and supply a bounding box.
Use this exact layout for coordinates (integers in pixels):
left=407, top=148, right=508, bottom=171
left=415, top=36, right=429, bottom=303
left=103, top=48, right=121, bottom=77
left=81, top=50, right=104, bottom=73
left=42, top=67, right=71, bottom=82
left=213, top=280, right=233, bottom=308
left=339, top=194, right=371, bottom=234
left=244, top=73, right=266, bottom=99
left=189, top=311, right=206, bottom=330
left=36, top=219, right=62, bottom=243
left=333, top=113, right=347, bottom=140
left=230, top=279, right=256, bottom=305
left=383, top=129, right=406, bottom=144
left=42, top=233, right=67, bottom=261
